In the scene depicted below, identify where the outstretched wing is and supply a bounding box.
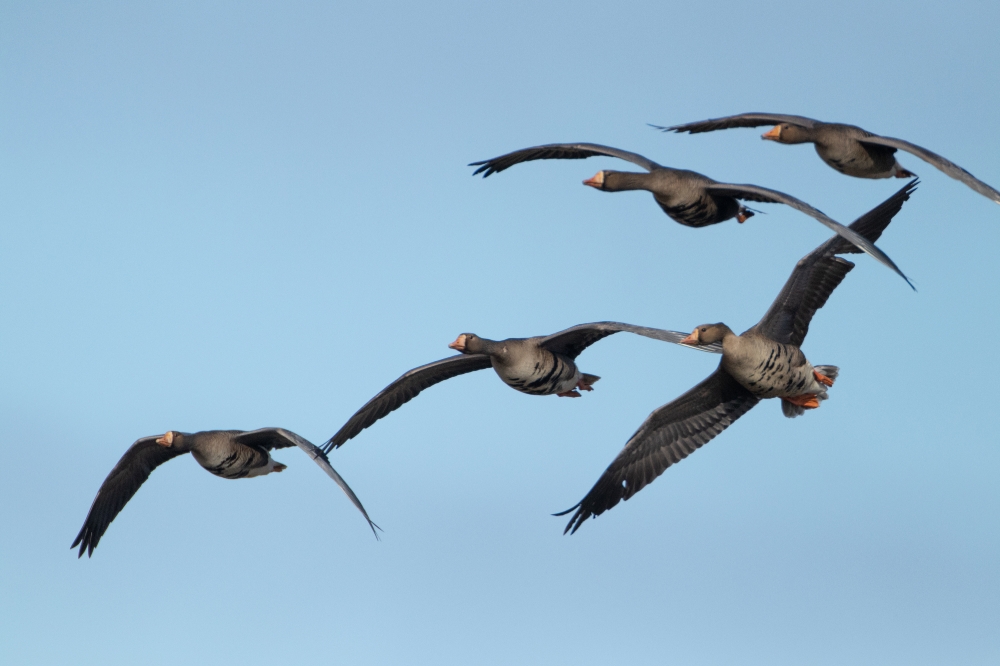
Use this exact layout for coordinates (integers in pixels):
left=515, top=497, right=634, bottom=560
left=655, top=113, right=819, bottom=135
left=753, top=181, right=917, bottom=346
left=558, top=368, right=758, bottom=534
left=538, top=321, right=722, bottom=359
left=470, top=143, right=661, bottom=177
left=239, top=428, right=381, bottom=539
left=71, top=436, right=186, bottom=557
left=323, top=354, right=493, bottom=452
left=858, top=135, right=1000, bottom=204
left=704, top=182, right=913, bottom=289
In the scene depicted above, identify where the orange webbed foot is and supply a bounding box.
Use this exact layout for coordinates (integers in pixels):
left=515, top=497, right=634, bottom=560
left=557, top=390, right=582, bottom=398
left=783, top=394, right=820, bottom=409
left=813, top=369, right=835, bottom=387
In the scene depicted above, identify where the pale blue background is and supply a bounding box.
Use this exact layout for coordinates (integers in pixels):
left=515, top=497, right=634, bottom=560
left=2, top=2, right=999, bottom=664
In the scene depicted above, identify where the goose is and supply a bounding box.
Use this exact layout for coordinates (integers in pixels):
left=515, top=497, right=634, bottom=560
left=322, top=322, right=721, bottom=453
left=72, top=427, right=379, bottom=557
left=659, top=113, right=1000, bottom=204
left=557, top=180, right=917, bottom=534
left=470, top=142, right=911, bottom=287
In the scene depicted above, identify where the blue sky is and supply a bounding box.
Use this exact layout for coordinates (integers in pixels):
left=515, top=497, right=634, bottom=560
left=2, top=2, right=999, bottom=664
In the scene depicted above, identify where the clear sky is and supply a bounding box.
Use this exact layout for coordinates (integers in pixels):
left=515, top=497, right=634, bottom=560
left=2, top=2, right=999, bottom=664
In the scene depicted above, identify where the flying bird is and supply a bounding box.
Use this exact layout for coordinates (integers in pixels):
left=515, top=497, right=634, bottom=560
left=323, top=322, right=721, bottom=453
left=659, top=113, right=1000, bottom=204
left=72, top=427, right=379, bottom=557
left=470, top=142, right=912, bottom=287
left=557, top=180, right=918, bottom=534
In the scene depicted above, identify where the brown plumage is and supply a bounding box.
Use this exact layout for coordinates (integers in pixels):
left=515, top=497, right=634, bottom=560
left=660, top=113, right=1000, bottom=204
left=558, top=180, right=917, bottom=534
left=470, top=142, right=912, bottom=286
left=72, top=428, right=379, bottom=557
left=322, top=322, right=721, bottom=453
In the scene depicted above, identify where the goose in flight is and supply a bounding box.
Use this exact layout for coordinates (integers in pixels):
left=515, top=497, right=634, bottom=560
left=659, top=113, right=1000, bottom=204
left=558, top=180, right=917, bottom=534
left=72, top=427, right=379, bottom=557
left=323, top=322, right=721, bottom=453
left=470, top=142, right=912, bottom=287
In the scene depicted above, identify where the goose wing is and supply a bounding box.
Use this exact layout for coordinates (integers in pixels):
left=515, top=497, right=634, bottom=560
left=857, top=135, right=1000, bottom=204
left=71, top=436, right=186, bottom=557
left=557, top=368, right=758, bottom=534
left=704, top=182, right=912, bottom=288
left=323, top=354, right=493, bottom=452
left=655, top=113, right=819, bottom=134
left=235, top=428, right=381, bottom=539
left=470, top=143, right=661, bottom=177
left=753, top=181, right=917, bottom=346
left=538, top=321, right=722, bottom=359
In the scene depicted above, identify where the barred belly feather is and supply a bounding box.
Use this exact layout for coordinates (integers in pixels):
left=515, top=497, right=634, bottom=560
left=495, top=350, right=580, bottom=395
left=722, top=335, right=825, bottom=400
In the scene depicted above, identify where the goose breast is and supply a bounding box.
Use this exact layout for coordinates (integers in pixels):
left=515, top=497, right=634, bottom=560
left=492, top=347, right=580, bottom=396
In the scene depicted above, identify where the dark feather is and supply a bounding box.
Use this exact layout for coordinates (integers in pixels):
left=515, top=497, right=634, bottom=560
left=540, top=321, right=722, bottom=358
left=560, top=369, right=758, bottom=534
left=470, top=143, right=660, bottom=177
left=858, top=136, right=1000, bottom=204
left=252, top=428, right=381, bottom=539
left=705, top=182, right=912, bottom=289
left=324, top=354, right=492, bottom=452
left=654, top=113, right=819, bottom=134
left=70, top=436, right=185, bottom=558
left=559, top=182, right=917, bottom=533
left=753, top=180, right=916, bottom=345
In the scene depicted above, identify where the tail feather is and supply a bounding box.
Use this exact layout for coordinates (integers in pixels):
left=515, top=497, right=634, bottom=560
left=782, top=400, right=805, bottom=418
left=581, top=373, right=601, bottom=385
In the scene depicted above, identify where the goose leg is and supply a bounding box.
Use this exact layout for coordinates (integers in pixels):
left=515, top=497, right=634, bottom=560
left=557, top=390, right=582, bottom=398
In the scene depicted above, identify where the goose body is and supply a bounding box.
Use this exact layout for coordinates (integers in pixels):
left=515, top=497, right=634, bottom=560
left=558, top=181, right=917, bottom=534
left=805, top=123, right=909, bottom=179
left=597, top=168, right=743, bottom=228
left=470, top=142, right=911, bottom=285
left=186, top=430, right=287, bottom=479
left=685, top=325, right=838, bottom=419
left=720, top=330, right=829, bottom=401
left=662, top=113, right=999, bottom=203
left=72, top=427, right=379, bottom=557
left=322, top=321, right=722, bottom=452
left=482, top=337, right=584, bottom=396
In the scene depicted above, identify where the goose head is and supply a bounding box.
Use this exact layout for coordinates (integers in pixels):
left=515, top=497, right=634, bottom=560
left=762, top=123, right=812, bottom=144
left=584, top=170, right=652, bottom=192
left=681, top=323, right=733, bottom=346
left=449, top=333, right=489, bottom=355
left=155, top=431, right=192, bottom=451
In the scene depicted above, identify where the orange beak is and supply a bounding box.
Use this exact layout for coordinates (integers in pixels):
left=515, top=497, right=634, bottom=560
left=155, top=431, right=174, bottom=447
left=583, top=171, right=605, bottom=189
left=448, top=334, right=467, bottom=352
left=680, top=331, right=700, bottom=345
left=762, top=126, right=782, bottom=141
